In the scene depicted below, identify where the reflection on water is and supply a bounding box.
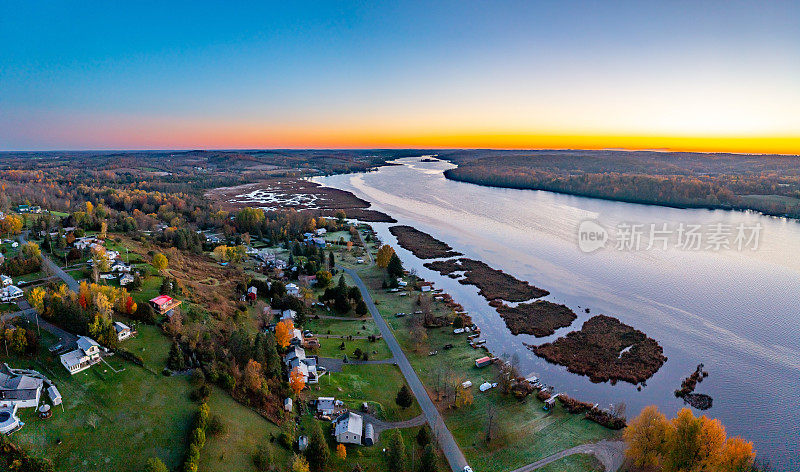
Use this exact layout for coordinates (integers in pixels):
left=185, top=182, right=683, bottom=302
left=316, top=157, right=800, bottom=470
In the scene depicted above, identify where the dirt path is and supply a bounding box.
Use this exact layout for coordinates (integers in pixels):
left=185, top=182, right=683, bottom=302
left=509, top=440, right=626, bottom=472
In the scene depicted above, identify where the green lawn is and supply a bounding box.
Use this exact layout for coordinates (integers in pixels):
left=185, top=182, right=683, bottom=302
left=538, top=454, right=605, bottom=472
left=8, top=338, right=197, bottom=471
left=310, top=364, right=420, bottom=423
left=315, top=336, right=393, bottom=361
left=200, top=386, right=290, bottom=472
left=305, top=316, right=380, bottom=338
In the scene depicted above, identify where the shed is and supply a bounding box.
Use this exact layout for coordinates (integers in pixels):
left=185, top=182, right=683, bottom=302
left=544, top=395, right=559, bottom=411
left=47, top=385, right=62, bottom=405
left=284, top=397, right=293, bottom=412
left=363, top=423, right=375, bottom=446
left=475, top=356, right=493, bottom=368
left=461, top=380, right=473, bottom=389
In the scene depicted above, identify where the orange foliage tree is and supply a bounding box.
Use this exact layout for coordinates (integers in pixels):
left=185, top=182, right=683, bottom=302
left=624, top=406, right=755, bottom=472
left=275, top=319, right=294, bottom=349
left=289, top=366, right=306, bottom=394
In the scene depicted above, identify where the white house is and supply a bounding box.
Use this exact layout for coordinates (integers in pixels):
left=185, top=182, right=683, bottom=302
left=74, top=237, right=98, bottom=250
left=280, top=309, right=297, bottom=322
left=290, top=328, right=304, bottom=346
left=284, top=346, right=319, bottom=385
left=316, top=397, right=339, bottom=416
left=0, top=275, right=12, bottom=287
left=119, top=273, right=134, bottom=286
left=284, top=397, right=293, bottom=412
left=114, top=322, right=132, bottom=341
left=315, top=228, right=327, bottom=236
left=0, top=364, right=43, bottom=409
left=0, top=285, right=24, bottom=302
left=333, top=411, right=363, bottom=445
left=60, top=336, right=101, bottom=375
left=286, top=283, right=300, bottom=297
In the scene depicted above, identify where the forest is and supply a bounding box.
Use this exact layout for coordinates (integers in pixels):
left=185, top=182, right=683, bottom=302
left=440, top=150, right=800, bottom=218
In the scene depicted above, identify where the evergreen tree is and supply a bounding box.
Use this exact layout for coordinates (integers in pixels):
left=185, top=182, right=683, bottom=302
left=416, top=426, right=432, bottom=447
left=386, top=430, right=407, bottom=472
left=328, top=251, right=335, bottom=269
left=355, top=299, right=368, bottom=317
left=305, top=421, right=330, bottom=472
left=419, top=444, right=438, bottom=472
left=168, top=342, right=185, bottom=370
left=263, top=332, right=282, bottom=378
left=387, top=253, right=404, bottom=278
left=395, top=385, right=414, bottom=409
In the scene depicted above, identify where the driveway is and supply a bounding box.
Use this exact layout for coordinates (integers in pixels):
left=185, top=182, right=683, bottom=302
left=340, top=267, right=468, bottom=472
left=2, top=300, right=78, bottom=350
left=509, top=440, right=626, bottom=472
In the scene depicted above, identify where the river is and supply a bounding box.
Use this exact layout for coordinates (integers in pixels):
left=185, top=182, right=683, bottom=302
left=315, top=156, right=800, bottom=470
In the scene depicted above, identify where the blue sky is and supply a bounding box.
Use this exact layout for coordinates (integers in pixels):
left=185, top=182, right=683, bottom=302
left=1, top=1, right=798, bottom=151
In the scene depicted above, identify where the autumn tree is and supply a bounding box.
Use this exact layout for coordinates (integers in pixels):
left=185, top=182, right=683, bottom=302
left=289, top=366, right=306, bottom=394
left=1, top=215, right=23, bottom=237
left=276, top=319, right=294, bottom=349
left=244, top=359, right=264, bottom=393
left=376, top=245, right=395, bottom=268
left=152, top=252, right=168, bottom=273
left=291, top=455, right=310, bottom=472
left=336, top=443, right=346, bottom=460
left=27, top=286, right=45, bottom=313
left=624, top=406, right=755, bottom=472
left=623, top=405, right=670, bottom=469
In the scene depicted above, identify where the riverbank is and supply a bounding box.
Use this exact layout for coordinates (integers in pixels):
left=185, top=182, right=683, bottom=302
left=206, top=177, right=397, bottom=222
left=389, top=225, right=462, bottom=259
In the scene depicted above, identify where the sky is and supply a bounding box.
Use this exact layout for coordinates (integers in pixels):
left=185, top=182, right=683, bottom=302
left=1, top=1, right=799, bottom=153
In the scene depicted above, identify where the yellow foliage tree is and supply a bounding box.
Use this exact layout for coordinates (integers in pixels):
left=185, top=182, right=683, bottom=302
left=275, top=319, right=294, bottom=349
left=289, top=366, right=306, bottom=394
left=336, top=443, right=346, bottom=460
left=27, top=287, right=45, bottom=313
left=376, top=245, right=395, bottom=268
left=624, top=406, right=755, bottom=472
left=1, top=215, right=23, bottom=237
left=291, top=455, right=310, bottom=472
left=623, top=405, right=670, bottom=468
left=152, top=253, right=168, bottom=272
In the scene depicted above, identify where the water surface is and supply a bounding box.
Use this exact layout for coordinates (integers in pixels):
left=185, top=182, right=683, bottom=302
left=316, top=157, right=800, bottom=469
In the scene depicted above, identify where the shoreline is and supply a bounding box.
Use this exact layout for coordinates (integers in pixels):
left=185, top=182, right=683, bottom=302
left=442, top=167, right=800, bottom=222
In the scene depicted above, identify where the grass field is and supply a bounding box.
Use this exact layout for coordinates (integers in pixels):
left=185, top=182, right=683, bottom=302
left=200, top=386, right=291, bottom=472
left=538, top=453, right=605, bottom=472
left=315, top=336, right=393, bottom=361
left=310, top=363, right=421, bottom=423
left=8, top=337, right=196, bottom=471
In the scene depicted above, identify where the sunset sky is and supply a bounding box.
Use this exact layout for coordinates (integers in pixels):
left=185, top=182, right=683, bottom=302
left=1, top=1, right=798, bottom=153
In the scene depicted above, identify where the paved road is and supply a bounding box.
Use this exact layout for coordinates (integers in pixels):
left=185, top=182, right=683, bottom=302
left=341, top=267, right=468, bottom=472
left=20, top=233, right=80, bottom=292
left=509, top=440, right=626, bottom=472
left=2, top=300, right=78, bottom=350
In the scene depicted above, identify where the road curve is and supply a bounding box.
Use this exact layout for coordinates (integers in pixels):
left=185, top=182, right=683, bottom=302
left=341, top=267, right=468, bottom=472
left=509, top=440, right=626, bottom=472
